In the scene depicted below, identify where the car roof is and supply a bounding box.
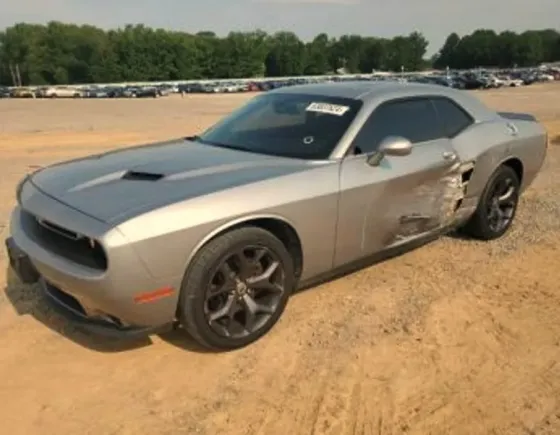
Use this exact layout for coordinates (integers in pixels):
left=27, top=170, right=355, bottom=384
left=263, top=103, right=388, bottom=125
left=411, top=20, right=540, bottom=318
left=270, top=80, right=496, bottom=121
left=271, top=80, right=458, bottom=101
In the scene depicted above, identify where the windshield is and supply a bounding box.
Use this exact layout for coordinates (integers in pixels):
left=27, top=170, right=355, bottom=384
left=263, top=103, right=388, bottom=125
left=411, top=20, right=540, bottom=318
left=197, top=92, right=363, bottom=160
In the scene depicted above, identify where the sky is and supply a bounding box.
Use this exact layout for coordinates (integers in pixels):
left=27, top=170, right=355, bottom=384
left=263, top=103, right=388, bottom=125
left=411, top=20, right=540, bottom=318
left=1, top=0, right=559, bottom=55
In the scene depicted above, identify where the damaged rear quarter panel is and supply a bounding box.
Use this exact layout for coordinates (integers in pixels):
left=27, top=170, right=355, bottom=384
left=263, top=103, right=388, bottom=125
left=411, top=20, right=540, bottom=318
left=449, top=121, right=512, bottom=200
left=435, top=160, right=476, bottom=227
left=450, top=117, right=547, bottom=201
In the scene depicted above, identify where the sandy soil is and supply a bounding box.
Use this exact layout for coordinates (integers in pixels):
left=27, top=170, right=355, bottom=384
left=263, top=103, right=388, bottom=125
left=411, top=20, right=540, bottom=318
left=1, top=84, right=560, bottom=435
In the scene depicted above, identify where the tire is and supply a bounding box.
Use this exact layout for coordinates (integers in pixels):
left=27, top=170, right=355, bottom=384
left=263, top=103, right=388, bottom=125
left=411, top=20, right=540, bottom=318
left=178, top=226, right=295, bottom=350
left=461, top=164, right=520, bottom=240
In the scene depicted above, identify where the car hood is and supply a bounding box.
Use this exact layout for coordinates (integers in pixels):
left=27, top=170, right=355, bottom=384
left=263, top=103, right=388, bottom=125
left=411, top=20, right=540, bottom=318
left=29, top=138, right=316, bottom=223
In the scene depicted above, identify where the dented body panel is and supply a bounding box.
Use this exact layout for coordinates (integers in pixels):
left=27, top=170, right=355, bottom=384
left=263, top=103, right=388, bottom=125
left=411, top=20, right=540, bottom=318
left=6, top=82, right=548, bottom=331
left=335, top=138, right=458, bottom=265
left=451, top=114, right=547, bottom=201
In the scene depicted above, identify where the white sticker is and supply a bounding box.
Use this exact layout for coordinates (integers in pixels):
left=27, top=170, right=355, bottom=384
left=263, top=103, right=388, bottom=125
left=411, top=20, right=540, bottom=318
left=306, top=102, right=350, bottom=116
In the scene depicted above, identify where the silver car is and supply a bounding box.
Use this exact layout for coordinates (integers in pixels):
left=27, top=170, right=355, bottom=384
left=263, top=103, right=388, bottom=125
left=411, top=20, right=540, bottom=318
left=5, top=82, right=548, bottom=350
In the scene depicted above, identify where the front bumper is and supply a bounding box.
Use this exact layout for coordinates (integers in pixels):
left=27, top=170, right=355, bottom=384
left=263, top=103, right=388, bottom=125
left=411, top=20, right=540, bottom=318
left=5, top=236, right=40, bottom=284
left=6, top=236, right=173, bottom=338
left=41, top=279, right=173, bottom=338
left=7, top=180, right=181, bottom=333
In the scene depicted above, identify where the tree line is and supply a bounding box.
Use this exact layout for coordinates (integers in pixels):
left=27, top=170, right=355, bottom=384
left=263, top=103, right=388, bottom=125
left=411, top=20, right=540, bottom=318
left=434, top=29, right=560, bottom=70
left=0, top=22, right=559, bottom=86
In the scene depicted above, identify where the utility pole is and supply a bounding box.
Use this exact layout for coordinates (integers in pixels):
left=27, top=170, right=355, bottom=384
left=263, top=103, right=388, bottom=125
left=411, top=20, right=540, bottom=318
left=9, top=63, right=16, bottom=86
left=15, top=63, right=22, bottom=87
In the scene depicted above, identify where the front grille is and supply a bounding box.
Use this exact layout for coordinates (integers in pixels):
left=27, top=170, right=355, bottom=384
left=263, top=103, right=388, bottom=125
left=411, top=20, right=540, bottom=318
left=37, top=218, right=81, bottom=240
left=22, top=210, right=108, bottom=270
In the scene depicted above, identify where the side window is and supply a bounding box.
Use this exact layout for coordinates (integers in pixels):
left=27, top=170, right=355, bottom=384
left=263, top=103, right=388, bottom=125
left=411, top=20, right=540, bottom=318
left=431, top=97, right=474, bottom=137
left=352, top=98, right=443, bottom=154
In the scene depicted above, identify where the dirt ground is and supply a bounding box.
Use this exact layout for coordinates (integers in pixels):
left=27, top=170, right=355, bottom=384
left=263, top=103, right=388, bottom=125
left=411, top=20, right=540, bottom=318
left=1, top=84, right=560, bottom=435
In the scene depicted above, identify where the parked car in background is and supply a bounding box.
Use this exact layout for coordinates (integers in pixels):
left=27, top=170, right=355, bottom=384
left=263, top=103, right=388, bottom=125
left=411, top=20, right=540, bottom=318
left=132, top=86, right=160, bottom=98
left=83, top=86, right=112, bottom=98
left=43, top=86, right=83, bottom=98
left=2, top=63, right=558, bottom=100
left=10, top=87, right=36, bottom=98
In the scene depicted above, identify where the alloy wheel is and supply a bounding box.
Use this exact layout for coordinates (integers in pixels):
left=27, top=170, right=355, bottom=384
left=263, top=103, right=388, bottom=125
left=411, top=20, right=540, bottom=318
left=204, top=245, right=285, bottom=339
left=486, top=175, right=517, bottom=233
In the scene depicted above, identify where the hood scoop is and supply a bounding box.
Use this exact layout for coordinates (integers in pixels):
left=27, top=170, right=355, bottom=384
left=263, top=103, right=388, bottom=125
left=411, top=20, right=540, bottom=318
left=122, top=170, right=165, bottom=181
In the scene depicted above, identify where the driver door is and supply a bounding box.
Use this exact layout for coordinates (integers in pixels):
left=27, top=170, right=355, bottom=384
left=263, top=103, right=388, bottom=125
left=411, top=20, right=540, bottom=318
left=334, top=97, right=459, bottom=267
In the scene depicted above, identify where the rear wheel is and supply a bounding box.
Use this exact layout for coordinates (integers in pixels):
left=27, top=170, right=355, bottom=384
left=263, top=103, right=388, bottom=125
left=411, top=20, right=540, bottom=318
left=461, top=165, right=520, bottom=240
left=178, top=227, right=295, bottom=350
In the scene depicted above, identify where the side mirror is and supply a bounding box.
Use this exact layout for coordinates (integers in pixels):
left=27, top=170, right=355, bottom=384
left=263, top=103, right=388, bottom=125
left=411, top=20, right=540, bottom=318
left=366, top=136, right=412, bottom=166
left=379, top=136, right=413, bottom=156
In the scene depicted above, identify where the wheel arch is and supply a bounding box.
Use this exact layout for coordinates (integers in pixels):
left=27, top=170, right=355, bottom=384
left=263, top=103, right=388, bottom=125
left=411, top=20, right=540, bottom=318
left=183, top=214, right=304, bottom=281
left=500, top=156, right=524, bottom=185
left=459, top=158, right=522, bottom=240
left=466, top=153, right=524, bottom=200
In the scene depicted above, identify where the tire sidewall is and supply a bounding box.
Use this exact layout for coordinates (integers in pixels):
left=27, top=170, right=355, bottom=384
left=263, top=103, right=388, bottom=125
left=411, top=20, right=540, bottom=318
left=475, top=165, right=520, bottom=239
left=179, top=227, right=295, bottom=350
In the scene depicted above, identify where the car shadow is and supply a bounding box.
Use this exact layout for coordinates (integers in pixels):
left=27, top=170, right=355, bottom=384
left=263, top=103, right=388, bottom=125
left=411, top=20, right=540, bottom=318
left=4, top=266, right=214, bottom=354
left=157, top=328, right=216, bottom=353
left=443, top=228, right=472, bottom=241
left=3, top=266, right=153, bottom=353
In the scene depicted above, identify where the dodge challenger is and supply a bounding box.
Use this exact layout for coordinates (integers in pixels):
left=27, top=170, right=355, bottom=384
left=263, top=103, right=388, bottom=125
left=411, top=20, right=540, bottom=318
left=5, top=82, right=548, bottom=350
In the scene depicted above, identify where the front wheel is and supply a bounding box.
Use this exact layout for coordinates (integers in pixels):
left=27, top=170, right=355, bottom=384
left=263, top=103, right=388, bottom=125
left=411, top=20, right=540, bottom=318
left=460, top=165, right=520, bottom=240
left=178, top=227, right=295, bottom=350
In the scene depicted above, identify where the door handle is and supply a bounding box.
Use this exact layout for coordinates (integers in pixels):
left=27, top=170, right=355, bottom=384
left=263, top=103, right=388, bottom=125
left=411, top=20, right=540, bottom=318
left=442, top=151, right=457, bottom=161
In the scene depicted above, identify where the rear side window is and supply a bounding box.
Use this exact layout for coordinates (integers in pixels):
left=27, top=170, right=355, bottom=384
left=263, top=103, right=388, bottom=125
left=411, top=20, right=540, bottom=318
left=352, top=98, right=444, bottom=153
left=431, top=97, right=474, bottom=137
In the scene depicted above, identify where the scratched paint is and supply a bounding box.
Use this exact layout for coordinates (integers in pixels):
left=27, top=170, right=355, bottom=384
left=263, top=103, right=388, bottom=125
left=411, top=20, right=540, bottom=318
left=391, top=161, right=475, bottom=242
left=436, top=161, right=475, bottom=226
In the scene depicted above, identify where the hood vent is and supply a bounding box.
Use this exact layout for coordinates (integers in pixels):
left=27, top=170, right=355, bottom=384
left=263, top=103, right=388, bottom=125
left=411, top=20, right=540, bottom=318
left=122, top=170, right=164, bottom=181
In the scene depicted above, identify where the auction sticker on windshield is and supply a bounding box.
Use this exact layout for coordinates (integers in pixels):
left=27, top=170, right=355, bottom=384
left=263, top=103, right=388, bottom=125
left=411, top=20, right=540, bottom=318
left=306, top=102, right=350, bottom=116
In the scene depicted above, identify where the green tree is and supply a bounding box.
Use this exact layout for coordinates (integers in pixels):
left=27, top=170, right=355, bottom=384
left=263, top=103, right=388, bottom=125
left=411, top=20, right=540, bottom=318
left=304, top=33, right=331, bottom=75
left=430, top=28, right=560, bottom=70
left=0, top=22, right=558, bottom=86
left=213, top=31, right=268, bottom=78
left=359, top=37, right=388, bottom=72
left=433, top=33, right=460, bottom=69
left=405, top=32, right=429, bottom=71
left=330, top=35, right=365, bottom=73
left=515, top=31, right=544, bottom=66
left=265, top=31, right=306, bottom=76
